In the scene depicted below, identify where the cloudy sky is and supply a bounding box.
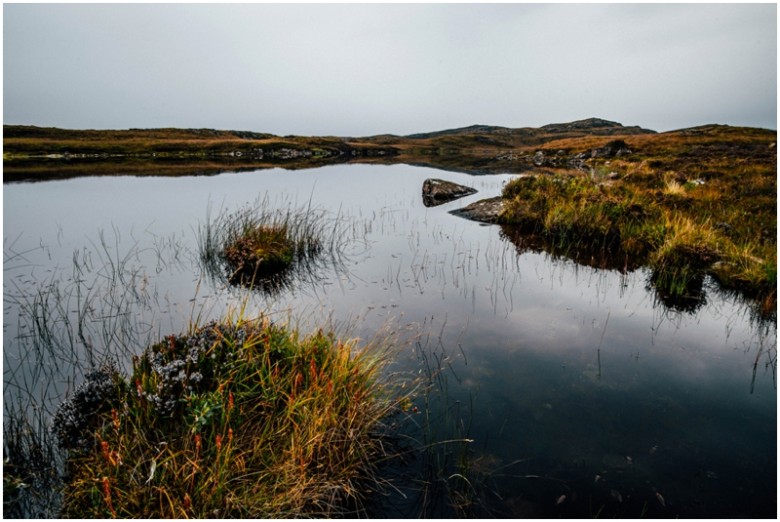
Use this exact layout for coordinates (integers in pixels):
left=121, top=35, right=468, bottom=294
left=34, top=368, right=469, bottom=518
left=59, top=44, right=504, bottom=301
left=3, top=3, right=776, bottom=135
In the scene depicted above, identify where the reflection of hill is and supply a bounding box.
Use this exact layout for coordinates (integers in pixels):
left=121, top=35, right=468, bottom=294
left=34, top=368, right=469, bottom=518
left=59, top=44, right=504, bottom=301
left=5, top=118, right=658, bottom=181
left=2, top=156, right=350, bottom=183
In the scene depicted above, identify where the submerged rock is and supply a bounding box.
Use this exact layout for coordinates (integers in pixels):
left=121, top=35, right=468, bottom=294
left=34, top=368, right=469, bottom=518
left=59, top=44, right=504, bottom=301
left=422, top=178, right=478, bottom=207
left=449, top=196, right=504, bottom=223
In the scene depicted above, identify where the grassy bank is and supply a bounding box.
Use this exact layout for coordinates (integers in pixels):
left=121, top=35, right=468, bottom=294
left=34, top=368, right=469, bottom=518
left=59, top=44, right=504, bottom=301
left=53, top=316, right=405, bottom=518
left=500, top=126, right=776, bottom=316
left=2, top=125, right=397, bottom=162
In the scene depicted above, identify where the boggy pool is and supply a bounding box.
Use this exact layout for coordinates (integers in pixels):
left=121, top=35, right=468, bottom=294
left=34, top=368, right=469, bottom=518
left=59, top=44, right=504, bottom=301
left=4, top=164, right=776, bottom=517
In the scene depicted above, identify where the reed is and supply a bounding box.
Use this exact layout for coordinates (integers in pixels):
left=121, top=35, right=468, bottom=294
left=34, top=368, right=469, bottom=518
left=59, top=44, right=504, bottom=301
left=198, top=197, right=349, bottom=295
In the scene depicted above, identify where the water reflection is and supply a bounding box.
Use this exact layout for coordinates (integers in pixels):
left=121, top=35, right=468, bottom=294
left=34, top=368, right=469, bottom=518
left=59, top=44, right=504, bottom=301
left=3, top=164, right=776, bottom=518
left=498, top=222, right=747, bottom=317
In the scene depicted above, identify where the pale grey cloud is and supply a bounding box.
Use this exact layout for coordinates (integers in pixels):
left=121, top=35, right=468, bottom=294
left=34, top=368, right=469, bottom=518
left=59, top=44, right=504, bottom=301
left=3, top=3, right=776, bottom=135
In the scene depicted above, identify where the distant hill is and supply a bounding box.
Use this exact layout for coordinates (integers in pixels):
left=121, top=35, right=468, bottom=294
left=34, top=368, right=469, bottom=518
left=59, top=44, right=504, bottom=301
left=404, top=118, right=655, bottom=140
left=405, top=124, right=515, bottom=139
left=539, top=117, right=655, bottom=135
left=2, top=125, right=276, bottom=141
left=3, top=117, right=656, bottom=143
left=9, top=118, right=771, bottom=168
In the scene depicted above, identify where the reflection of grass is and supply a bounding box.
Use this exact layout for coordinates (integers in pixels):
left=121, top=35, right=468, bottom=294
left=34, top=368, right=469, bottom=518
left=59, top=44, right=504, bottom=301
left=55, top=315, right=405, bottom=517
left=500, top=126, right=776, bottom=318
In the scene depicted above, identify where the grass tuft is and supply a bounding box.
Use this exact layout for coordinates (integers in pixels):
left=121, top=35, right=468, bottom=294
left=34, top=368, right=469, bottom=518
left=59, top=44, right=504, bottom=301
left=199, top=198, right=345, bottom=294
left=54, top=316, right=406, bottom=518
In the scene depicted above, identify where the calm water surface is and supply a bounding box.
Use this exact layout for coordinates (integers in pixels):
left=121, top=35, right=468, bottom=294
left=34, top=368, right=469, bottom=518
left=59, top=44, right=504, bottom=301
left=4, top=164, right=776, bottom=517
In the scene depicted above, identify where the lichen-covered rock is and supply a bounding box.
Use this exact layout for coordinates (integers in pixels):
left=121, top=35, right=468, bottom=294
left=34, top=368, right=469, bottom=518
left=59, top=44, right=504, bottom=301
left=449, top=197, right=504, bottom=224
left=422, top=178, right=478, bottom=207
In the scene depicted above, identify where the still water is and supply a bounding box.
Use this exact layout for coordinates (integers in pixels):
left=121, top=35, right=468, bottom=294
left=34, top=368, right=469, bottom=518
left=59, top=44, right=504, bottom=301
left=4, top=164, right=776, bottom=517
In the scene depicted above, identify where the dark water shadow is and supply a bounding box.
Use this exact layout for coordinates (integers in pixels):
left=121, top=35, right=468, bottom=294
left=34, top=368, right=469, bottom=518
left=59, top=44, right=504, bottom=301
left=4, top=153, right=543, bottom=183
left=498, top=224, right=712, bottom=316
left=2, top=156, right=350, bottom=183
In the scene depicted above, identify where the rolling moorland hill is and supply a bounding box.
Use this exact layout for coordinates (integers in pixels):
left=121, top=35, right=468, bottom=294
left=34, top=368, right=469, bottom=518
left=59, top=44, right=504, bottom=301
left=3, top=118, right=658, bottom=159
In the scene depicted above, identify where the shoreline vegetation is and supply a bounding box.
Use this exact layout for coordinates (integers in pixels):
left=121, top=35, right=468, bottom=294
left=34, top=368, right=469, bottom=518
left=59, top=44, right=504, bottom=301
left=2, top=118, right=776, bottom=517
left=494, top=127, right=776, bottom=318
left=52, top=315, right=407, bottom=518
left=2, top=117, right=657, bottom=180
left=4, top=118, right=775, bottom=316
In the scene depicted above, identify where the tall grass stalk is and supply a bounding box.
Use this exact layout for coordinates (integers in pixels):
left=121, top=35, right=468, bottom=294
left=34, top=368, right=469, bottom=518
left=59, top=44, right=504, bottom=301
left=3, top=231, right=183, bottom=516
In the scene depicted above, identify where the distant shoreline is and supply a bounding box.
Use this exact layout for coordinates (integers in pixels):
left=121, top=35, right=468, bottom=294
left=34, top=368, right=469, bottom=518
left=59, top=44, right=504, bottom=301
left=5, top=118, right=774, bottom=178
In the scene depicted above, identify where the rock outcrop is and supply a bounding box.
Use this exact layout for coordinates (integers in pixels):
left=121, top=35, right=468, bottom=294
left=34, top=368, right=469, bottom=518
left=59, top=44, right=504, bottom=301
left=449, top=197, right=504, bottom=223
left=422, top=178, right=478, bottom=207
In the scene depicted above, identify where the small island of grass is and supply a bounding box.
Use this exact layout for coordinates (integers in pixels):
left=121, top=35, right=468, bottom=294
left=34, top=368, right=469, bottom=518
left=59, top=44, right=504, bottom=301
left=222, top=223, right=297, bottom=284
left=199, top=200, right=336, bottom=293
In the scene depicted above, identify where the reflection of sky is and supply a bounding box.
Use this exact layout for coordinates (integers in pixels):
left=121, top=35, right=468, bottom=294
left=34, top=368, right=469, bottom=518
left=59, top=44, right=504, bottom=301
left=4, top=164, right=776, bottom=517
left=5, top=164, right=774, bottom=402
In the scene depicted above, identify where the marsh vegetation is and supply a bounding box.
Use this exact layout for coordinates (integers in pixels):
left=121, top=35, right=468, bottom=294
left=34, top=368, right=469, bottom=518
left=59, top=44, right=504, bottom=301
left=3, top=121, right=776, bottom=518
left=198, top=198, right=349, bottom=294
left=55, top=317, right=405, bottom=518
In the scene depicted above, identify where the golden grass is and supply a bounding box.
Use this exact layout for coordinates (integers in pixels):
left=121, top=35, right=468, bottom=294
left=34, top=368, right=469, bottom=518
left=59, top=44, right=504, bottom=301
left=500, top=143, right=776, bottom=316
left=56, top=315, right=408, bottom=518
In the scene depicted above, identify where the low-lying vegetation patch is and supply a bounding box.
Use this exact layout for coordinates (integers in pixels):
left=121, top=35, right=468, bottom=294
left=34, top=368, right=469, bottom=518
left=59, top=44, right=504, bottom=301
left=53, top=316, right=406, bottom=517
left=500, top=126, right=776, bottom=318
left=222, top=222, right=297, bottom=282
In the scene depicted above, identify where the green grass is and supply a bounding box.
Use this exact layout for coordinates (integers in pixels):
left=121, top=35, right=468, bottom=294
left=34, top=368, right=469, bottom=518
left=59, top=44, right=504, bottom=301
left=54, top=315, right=407, bottom=518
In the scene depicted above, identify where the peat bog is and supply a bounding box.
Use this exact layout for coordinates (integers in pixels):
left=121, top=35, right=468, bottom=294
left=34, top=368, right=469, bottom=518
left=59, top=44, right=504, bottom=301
left=3, top=119, right=777, bottom=518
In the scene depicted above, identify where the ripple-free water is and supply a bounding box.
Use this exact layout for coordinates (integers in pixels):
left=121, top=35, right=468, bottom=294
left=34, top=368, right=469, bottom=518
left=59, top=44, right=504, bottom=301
left=4, top=164, right=776, bottom=517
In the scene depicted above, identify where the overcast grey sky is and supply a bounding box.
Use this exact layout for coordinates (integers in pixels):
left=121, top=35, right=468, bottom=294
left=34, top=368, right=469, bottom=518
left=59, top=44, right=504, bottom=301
left=3, top=3, right=777, bottom=135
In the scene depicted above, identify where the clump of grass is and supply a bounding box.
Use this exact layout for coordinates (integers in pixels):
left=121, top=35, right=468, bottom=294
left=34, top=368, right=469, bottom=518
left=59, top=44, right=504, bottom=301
left=648, top=216, right=720, bottom=308
left=54, top=315, right=406, bottom=517
left=222, top=223, right=297, bottom=283
left=500, top=173, right=656, bottom=263
left=199, top=198, right=345, bottom=294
